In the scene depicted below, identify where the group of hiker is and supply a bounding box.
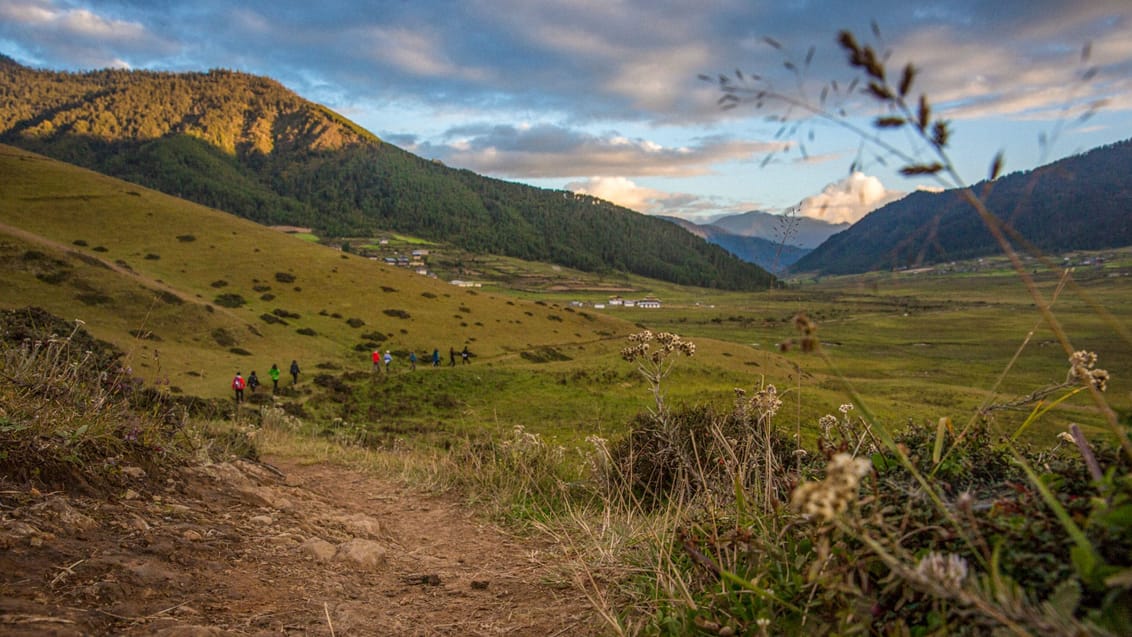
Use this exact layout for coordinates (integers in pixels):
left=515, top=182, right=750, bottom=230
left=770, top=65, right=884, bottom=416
left=232, top=360, right=300, bottom=404
left=373, top=345, right=471, bottom=373
left=232, top=346, right=474, bottom=403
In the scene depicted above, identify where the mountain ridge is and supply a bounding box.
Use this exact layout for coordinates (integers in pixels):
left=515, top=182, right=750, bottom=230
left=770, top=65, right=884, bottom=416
left=0, top=57, right=773, bottom=291
left=791, top=139, right=1132, bottom=275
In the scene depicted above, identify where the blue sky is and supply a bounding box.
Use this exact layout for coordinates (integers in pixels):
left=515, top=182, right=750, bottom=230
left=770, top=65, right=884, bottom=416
left=2, top=1, right=1130, bottom=224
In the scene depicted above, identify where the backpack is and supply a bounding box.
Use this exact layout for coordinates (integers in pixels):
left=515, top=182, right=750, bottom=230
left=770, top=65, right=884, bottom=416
left=233, top=376, right=245, bottom=390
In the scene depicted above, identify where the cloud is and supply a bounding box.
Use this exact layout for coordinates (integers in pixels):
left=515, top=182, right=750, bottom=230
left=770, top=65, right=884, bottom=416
left=408, top=123, right=786, bottom=179
left=797, top=172, right=905, bottom=224
left=0, top=0, right=174, bottom=68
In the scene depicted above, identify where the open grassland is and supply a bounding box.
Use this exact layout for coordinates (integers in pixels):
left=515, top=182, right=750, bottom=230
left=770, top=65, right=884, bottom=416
left=2, top=143, right=1128, bottom=451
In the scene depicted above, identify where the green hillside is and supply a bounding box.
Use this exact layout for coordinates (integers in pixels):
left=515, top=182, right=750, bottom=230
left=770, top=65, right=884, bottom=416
left=792, top=139, right=1132, bottom=274
left=0, top=144, right=638, bottom=398
left=0, top=57, right=774, bottom=291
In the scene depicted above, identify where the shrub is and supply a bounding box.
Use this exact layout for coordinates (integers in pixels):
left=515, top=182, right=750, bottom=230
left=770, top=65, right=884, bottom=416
left=274, top=272, right=295, bottom=283
left=213, top=293, right=246, bottom=308
left=210, top=328, right=237, bottom=347
left=210, top=280, right=228, bottom=288
left=383, top=309, right=411, bottom=319
left=259, top=313, right=287, bottom=325
left=176, top=235, right=195, bottom=242
left=296, top=327, right=316, bottom=336
left=346, top=318, right=365, bottom=328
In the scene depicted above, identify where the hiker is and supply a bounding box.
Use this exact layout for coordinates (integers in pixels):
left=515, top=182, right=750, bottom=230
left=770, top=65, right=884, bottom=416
left=461, top=345, right=470, bottom=365
left=409, top=351, right=417, bottom=371
left=247, top=370, right=260, bottom=393
left=383, top=350, right=393, bottom=373
left=449, top=347, right=456, bottom=366
left=290, top=359, right=300, bottom=384
left=232, top=372, right=246, bottom=404
left=372, top=349, right=381, bottom=372
left=268, top=363, right=280, bottom=393
left=432, top=348, right=440, bottom=367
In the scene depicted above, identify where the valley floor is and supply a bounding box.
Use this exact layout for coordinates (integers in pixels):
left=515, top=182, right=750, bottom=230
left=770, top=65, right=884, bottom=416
left=0, top=456, right=599, bottom=636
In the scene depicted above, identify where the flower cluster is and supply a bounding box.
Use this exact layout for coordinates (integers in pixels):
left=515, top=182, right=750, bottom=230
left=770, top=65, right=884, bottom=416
left=1067, top=350, right=1109, bottom=391
left=620, top=330, right=696, bottom=363
left=748, top=384, right=782, bottom=420
left=914, top=552, right=969, bottom=597
left=790, top=453, right=872, bottom=523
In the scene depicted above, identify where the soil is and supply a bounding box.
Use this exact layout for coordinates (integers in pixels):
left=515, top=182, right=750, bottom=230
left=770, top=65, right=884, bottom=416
left=0, top=456, right=601, bottom=636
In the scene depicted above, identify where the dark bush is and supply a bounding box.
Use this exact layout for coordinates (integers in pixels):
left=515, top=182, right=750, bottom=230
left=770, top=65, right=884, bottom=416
left=176, top=235, right=196, bottom=242
left=296, top=327, right=317, bottom=336
left=346, top=318, right=365, bottom=328
left=213, top=293, right=246, bottom=308
left=383, top=309, right=411, bottom=319
left=210, top=280, right=228, bottom=288
left=76, top=292, right=113, bottom=305
left=275, top=272, right=295, bottom=283
left=272, top=308, right=300, bottom=319
left=259, top=313, right=287, bottom=325
left=210, top=328, right=237, bottom=347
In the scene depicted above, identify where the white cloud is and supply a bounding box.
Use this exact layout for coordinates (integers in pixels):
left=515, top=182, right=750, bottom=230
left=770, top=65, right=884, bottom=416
left=564, top=177, right=667, bottom=212
left=797, top=172, right=905, bottom=224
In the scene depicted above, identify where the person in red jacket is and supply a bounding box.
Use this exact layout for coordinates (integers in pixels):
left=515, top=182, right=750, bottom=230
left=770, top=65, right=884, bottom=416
left=232, top=372, right=246, bottom=404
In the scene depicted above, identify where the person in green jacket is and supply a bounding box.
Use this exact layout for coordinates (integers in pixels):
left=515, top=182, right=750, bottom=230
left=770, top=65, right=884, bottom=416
left=268, top=363, right=281, bottom=394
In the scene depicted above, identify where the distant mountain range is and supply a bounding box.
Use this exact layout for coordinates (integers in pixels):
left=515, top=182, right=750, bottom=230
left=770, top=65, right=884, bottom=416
left=658, top=210, right=847, bottom=273
left=0, top=55, right=773, bottom=291
left=792, top=139, right=1132, bottom=275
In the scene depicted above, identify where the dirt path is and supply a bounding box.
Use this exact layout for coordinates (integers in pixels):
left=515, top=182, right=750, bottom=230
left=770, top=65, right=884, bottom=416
left=0, top=456, right=600, bottom=636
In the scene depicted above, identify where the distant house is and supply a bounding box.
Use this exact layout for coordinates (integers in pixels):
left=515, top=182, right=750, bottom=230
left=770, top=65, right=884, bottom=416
left=623, top=299, right=636, bottom=307
left=593, top=303, right=606, bottom=309
left=608, top=296, right=624, bottom=306
left=638, top=296, right=661, bottom=309
left=450, top=280, right=482, bottom=288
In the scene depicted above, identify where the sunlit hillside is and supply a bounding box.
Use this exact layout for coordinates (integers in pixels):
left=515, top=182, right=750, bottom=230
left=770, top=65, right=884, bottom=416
left=0, top=144, right=636, bottom=398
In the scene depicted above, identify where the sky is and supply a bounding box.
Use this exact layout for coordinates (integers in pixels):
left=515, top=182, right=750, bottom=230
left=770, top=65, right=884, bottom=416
left=2, top=1, right=1130, bottom=225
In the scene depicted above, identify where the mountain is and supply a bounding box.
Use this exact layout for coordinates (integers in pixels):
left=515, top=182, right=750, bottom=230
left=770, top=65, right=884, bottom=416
left=709, top=210, right=850, bottom=249
left=791, top=139, right=1132, bottom=275
left=0, top=58, right=773, bottom=291
left=659, top=216, right=810, bottom=273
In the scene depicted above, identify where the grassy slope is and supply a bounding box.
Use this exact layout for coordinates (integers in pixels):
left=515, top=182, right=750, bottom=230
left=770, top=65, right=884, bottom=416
left=0, top=144, right=639, bottom=398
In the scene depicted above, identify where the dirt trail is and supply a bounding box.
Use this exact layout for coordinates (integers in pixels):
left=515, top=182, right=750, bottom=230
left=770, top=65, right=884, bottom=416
left=0, top=456, right=600, bottom=636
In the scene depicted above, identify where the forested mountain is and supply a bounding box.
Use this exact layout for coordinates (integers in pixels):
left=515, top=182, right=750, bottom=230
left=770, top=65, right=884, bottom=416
left=0, top=55, right=773, bottom=290
left=709, top=210, right=849, bottom=249
left=792, top=139, right=1132, bottom=275
left=659, top=216, right=810, bottom=273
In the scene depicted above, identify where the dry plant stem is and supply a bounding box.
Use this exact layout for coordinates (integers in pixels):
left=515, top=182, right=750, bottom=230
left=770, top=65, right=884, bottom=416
left=958, top=188, right=1131, bottom=461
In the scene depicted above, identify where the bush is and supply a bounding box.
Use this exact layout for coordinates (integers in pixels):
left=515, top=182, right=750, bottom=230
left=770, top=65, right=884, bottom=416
left=213, top=293, right=246, bottom=308
left=274, top=272, right=295, bottom=283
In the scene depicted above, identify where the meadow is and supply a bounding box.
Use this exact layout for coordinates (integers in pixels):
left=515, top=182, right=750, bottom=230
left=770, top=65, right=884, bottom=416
left=4, top=142, right=1132, bottom=634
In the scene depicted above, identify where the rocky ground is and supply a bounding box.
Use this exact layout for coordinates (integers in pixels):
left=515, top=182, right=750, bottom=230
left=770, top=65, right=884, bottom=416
left=0, top=456, right=599, bottom=636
